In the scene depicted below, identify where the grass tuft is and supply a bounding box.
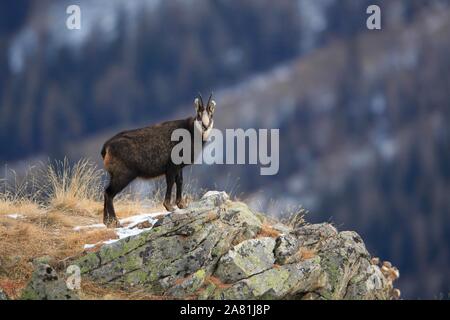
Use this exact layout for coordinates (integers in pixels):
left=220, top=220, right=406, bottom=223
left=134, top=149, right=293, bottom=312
left=41, top=158, right=103, bottom=215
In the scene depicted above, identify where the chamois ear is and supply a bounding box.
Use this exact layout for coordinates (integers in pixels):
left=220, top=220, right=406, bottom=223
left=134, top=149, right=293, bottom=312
left=206, top=93, right=216, bottom=113
left=208, top=99, right=216, bottom=113
left=194, top=98, right=201, bottom=112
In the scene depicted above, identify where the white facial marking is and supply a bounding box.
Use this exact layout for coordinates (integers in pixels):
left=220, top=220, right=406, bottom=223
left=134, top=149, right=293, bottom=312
left=203, top=119, right=214, bottom=141
left=194, top=119, right=214, bottom=142
left=202, top=111, right=210, bottom=128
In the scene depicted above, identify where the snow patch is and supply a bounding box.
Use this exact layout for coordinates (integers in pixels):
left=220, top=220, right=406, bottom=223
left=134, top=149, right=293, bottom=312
left=79, top=211, right=168, bottom=250
left=73, top=224, right=106, bottom=231
left=6, top=214, right=24, bottom=220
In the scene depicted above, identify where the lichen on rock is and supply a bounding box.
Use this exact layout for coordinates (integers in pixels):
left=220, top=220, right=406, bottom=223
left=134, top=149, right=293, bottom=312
left=214, top=237, right=276, bottom=283
left=20, top=264, right=79, bottom=300
left=22, top=191, right=399, bottom=300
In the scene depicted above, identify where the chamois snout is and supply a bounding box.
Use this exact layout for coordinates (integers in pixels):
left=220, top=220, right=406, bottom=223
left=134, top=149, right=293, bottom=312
left=201, top=111, right=210, bottom=128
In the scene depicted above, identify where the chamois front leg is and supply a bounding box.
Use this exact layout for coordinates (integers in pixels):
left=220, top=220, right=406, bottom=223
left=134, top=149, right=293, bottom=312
left=163, top=170, right=176, bottom=212
left=176, top=170, right=187, bottom=209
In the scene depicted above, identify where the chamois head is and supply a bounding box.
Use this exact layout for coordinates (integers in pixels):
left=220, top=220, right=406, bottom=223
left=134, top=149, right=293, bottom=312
left=194, top=93, right=216, bottom=141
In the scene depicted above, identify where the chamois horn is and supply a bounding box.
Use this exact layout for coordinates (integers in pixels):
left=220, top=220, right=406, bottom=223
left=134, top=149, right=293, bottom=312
left=207, top=92, right=214, bottom=107
left=197, top=92, right=204, bottom=107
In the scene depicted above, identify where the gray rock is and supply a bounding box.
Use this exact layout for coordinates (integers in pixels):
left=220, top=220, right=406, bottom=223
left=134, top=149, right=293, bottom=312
left=217, top=258, right=326, bottom=299
left=21, top=264, right=79, bottom=300
left=201, top=191, right=230, bottom=206
left=274, top=234, right=300, bottom=264
left=26, top=191, right=397, bottom=300
left=0, top=288, right=8, bottom=300
left=214, top=237, right=276, bottom=283
left=293, top=223, right=338, bottom=246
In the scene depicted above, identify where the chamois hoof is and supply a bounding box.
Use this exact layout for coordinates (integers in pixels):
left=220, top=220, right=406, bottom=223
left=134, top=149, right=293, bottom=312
left=176, top=199, right=188, bottom=209
left=163, top=201, right=176, bottom=212
left=104, top=217, right=121, bottom=228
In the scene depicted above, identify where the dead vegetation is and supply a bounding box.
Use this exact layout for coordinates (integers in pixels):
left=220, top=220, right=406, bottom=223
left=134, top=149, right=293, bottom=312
left=206, top=276, right=233, bottom=289
left=80, top=281, right=170, bottom=300
left=257, top=222, right=281, bottom=239
left=295, top=247, right=317, bottom=261
left=0, top=158, right=174, bottom=299
left=283, top=207, right=307, bottom=229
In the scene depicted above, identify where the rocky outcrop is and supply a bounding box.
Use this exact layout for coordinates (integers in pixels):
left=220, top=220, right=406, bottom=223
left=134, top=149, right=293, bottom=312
left=23, top=191, right=400, bottom=300
left=75, top=192, right=400, bottom=299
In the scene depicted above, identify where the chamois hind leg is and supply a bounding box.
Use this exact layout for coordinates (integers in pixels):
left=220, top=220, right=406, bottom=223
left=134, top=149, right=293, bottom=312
left=104, top=171, right=135, bottom=228
left=163, top=170, right=176, bottom=212
left=175, top=170, right=187, bottom=209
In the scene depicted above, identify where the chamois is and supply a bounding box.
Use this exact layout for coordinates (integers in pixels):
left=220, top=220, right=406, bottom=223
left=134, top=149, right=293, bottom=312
left=101, top=94, right=216, bottom=227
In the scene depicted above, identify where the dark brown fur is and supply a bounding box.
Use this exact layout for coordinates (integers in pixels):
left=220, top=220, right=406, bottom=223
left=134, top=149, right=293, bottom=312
left=101, top=94, right=215, bottom=227
left=101, top=118, right=196, bottom=227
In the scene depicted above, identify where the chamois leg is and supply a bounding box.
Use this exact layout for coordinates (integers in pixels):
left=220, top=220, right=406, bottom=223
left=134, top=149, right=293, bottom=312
left=104, top=172, right=135, bottom=228
left=175, top=170, right=187, bottom=209
left=163, top=170, right=176, bottom=212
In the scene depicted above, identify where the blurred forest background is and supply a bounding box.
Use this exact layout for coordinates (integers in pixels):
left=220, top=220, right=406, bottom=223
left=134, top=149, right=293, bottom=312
left=0, top=0, right=449, bottom=299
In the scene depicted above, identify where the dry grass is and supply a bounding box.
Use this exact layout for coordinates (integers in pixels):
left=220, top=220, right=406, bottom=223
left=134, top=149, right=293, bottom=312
left=0, top=158, right=173, bottom=299
left=42, top=158, right=103, bottom=215
left=294, top=247, right=317, bottom=262
left=0, top=215, right=118, bottom=291
left=206, top=276, right=233, bottom=289
left=0, top=166, right=43, bottom=216
left=80, top=281, right=169, bottom=300
left=257, top=222, right=281, bottom=238
left=0, top=278, right=28, bottom=299
left=0, top=200, right=43, bottom=217
left=0, top=209, right=125, bottom=299
left=205, top=211, right=219, bottom=222
left=282, top=207, right=307, bottom=229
